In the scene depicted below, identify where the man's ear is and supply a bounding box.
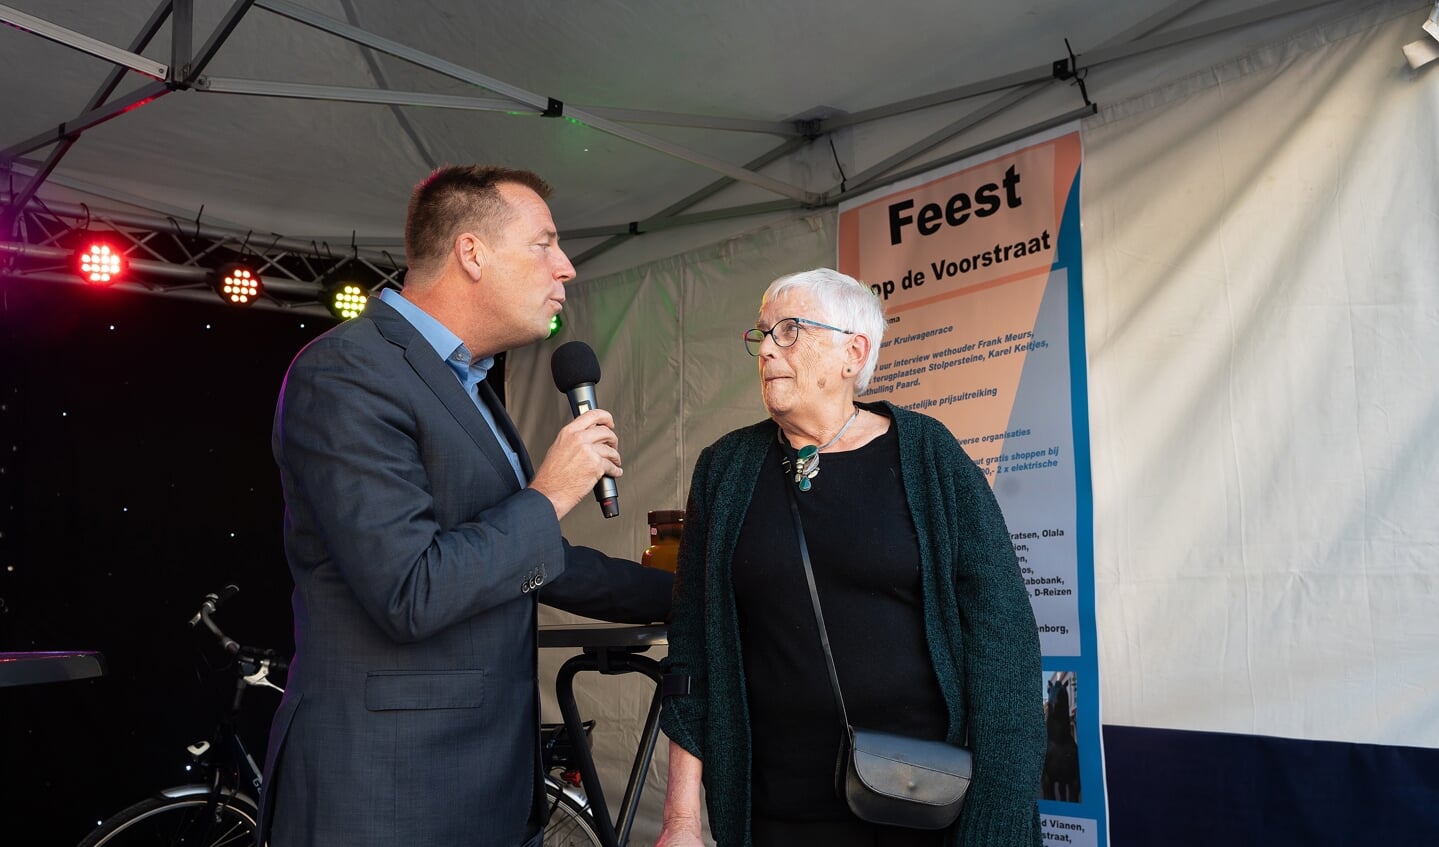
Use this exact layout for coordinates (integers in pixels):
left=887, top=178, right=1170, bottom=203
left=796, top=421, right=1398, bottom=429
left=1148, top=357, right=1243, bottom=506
left=456, top=232, right=488, bottom=281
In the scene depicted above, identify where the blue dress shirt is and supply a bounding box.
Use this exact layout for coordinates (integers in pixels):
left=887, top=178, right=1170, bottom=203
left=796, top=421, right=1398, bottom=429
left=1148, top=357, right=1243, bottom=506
left=378, top=288, right=527, bottom=487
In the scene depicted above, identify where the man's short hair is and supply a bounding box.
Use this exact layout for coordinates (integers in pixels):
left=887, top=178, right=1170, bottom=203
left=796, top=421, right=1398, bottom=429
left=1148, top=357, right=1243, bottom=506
left=404, top=165, right=552, bottom=277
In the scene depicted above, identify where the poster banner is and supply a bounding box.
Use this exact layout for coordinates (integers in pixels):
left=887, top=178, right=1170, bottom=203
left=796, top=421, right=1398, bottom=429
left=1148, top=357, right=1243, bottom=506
left=838, top=127, right=1106, bottom=845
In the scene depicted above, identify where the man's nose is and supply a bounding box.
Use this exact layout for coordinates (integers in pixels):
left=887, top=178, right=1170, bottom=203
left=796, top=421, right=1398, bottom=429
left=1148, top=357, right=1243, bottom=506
left=555, top=249, right=577, bottom=283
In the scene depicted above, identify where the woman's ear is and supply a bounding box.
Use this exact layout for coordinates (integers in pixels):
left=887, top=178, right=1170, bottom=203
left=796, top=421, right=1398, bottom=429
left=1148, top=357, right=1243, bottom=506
left=847, top=332, right=871, bottom=374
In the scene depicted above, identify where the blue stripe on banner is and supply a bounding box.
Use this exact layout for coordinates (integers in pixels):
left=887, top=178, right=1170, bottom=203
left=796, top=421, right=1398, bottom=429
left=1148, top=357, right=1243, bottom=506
left=1101, top=725, right=1439, bottom=845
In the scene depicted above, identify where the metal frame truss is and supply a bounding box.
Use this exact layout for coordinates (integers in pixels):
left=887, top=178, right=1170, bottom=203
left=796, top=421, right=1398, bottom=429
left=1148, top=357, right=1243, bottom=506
left=0, top=195, right=401, bottom=317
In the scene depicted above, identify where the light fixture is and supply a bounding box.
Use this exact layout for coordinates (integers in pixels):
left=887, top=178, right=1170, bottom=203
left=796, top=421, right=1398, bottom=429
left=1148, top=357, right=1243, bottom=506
left=1402, top=2, right=1439, bottom=71
left=548, top=312, right=564, bottom=338
left=76, top=239, right=125, bottom=285
left=325, top=280, right=369, bottom=320
left=214, top=262, right=263, bottom=306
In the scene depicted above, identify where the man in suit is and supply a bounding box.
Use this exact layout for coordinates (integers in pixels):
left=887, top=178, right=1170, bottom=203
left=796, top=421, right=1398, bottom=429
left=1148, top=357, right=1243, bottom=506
left=258, top=165, right=672, bottom=846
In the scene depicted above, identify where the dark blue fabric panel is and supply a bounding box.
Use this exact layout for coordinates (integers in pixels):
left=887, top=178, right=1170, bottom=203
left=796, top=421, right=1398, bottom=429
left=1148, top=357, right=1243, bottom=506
left=1102, top=725, right=1439, bottom=846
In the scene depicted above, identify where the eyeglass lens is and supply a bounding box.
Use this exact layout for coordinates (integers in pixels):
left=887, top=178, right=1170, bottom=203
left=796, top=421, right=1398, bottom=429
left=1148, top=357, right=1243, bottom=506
left=745, top=318, right=803, bottom=354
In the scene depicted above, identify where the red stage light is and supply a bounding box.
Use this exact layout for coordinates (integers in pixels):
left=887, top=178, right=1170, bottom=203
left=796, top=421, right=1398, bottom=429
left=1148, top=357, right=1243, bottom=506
left=215, top=263, right=263, bottom=306
left=77, top=241, right=125, bottom=285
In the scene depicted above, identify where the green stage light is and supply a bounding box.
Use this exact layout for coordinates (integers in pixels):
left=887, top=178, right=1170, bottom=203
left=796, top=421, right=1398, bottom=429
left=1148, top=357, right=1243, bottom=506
left=326, top=281, right=369, bottom=320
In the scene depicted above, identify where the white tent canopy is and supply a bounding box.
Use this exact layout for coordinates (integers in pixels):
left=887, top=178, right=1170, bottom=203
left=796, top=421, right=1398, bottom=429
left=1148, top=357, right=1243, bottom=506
left=1, top=0, right=1357, bottom=304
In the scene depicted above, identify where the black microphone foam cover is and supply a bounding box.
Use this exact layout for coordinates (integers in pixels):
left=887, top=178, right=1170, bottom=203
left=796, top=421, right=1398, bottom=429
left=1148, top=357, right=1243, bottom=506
left=550, top=340, right=602, bottom=392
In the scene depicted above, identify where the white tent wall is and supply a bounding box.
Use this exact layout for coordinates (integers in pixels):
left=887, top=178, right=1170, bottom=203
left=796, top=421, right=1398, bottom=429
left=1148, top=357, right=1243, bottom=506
left=505, top=1, right=1438, bottom=840
left=1083, top=0, right=1439, bottom=748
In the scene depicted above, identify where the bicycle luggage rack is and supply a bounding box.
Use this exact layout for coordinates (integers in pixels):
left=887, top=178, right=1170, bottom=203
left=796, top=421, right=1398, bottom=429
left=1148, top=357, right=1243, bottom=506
left=539, top=623, right=668, bottom=847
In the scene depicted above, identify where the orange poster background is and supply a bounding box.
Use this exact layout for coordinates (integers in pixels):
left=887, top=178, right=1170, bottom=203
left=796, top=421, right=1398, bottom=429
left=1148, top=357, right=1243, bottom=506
left=838, top=133, right=1081, bottom=471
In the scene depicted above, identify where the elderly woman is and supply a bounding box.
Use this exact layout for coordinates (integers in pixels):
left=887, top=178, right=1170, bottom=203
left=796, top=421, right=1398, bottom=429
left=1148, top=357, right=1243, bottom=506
left=656, top=268, right=1044, bottom=847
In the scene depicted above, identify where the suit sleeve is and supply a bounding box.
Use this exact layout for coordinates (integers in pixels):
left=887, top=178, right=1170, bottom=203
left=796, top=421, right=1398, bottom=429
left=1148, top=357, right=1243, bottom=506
left=538, top=539, right=673, bottom=624
left=275, top=334, right=566, bottom=643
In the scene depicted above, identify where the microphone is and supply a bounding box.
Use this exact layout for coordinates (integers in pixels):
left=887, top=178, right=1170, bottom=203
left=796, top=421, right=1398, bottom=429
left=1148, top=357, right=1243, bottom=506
left=550, top=341, right=620, bottom=519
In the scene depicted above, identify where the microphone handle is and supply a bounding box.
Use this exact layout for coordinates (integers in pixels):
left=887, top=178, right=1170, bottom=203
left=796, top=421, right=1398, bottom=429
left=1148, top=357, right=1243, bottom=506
left=565, top=383, right=599, bottom=418
left=595, top=475, right=620, bottom=519
left=564, top=383, right=621, bottom=518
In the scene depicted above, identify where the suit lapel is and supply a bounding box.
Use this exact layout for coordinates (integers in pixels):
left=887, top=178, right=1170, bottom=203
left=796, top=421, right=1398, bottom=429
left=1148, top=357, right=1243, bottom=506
left=368, top=298, right=525, bottom=493
left=477, top=378, right=536, bottom=480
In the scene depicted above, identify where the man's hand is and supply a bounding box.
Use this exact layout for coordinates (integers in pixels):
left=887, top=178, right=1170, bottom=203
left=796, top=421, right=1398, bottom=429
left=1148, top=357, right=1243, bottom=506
left=528, top=408, right=622, bottom=519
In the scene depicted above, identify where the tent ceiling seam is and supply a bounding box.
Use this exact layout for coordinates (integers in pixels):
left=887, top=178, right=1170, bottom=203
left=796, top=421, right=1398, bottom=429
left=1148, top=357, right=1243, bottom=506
left=254, top=0, right=817, bottom=204
left=574, top=0, right=1343, bottom=258
left=339, top=0, right=438, bottom=170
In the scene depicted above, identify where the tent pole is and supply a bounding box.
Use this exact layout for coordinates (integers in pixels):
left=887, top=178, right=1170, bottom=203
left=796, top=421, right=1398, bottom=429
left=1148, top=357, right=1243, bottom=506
left=0, top=82, right=171, bottom=164
left=0, top=4, right=168, bottom=79
left=182, top=0, right=257, bottom=84
left=569, top=137, right=812, bottom=266
left=1, top=0, right=175, bottom=237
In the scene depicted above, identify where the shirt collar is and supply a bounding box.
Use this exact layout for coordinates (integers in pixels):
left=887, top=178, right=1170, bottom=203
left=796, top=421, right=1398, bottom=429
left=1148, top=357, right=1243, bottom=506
left=379, top=288, right=494, bottom=384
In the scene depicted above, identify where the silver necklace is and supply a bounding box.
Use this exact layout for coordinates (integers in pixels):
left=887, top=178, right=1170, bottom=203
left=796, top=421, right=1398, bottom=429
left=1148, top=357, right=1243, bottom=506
left=779, top=409, right=859, bottom=492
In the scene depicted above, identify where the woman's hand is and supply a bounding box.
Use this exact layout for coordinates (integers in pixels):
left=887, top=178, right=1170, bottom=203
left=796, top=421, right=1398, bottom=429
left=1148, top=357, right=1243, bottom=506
left=654, top=819, right=706, bottom=847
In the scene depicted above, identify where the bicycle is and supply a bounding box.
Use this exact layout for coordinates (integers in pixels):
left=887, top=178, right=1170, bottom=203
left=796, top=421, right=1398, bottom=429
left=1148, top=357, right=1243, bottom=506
left=74, top=585, right=606, bottom=847
left=541, top=718, right=605, bottom=847
left=75, top=585, right=284, bottom=846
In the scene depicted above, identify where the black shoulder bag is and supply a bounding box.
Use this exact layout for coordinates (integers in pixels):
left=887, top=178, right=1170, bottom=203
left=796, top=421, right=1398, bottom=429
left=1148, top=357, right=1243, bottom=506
left=785, top=484, right=973, bottom=830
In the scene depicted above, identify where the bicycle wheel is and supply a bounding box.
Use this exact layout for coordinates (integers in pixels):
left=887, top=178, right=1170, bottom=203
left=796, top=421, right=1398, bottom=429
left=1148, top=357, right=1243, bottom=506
left=76, top=793, right=260, bottom=847
left=543, top=781, right=603, bottom=847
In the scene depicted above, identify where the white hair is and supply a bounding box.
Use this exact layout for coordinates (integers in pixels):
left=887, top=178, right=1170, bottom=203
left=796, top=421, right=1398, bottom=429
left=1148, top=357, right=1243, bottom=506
left=761, top=267, right=887, bottom=391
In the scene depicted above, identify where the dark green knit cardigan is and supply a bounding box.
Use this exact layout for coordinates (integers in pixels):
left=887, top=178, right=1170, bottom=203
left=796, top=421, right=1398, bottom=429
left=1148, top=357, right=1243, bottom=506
left=660, top=401, right=1044, bottom=847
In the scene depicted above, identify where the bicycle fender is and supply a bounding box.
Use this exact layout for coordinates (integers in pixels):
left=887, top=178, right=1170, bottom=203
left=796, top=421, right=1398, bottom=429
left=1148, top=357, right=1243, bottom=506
left=158, top=783, right=258, bottom=808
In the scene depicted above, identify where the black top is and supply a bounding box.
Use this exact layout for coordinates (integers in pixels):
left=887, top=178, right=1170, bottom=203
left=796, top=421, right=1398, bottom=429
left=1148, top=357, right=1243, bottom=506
left=732, top=423, right=948, bottom=821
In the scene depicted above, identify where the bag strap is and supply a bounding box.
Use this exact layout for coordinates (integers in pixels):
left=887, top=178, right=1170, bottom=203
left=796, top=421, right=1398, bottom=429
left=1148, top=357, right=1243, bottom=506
left=785, top=482, right=852, bottom=729
left=787, top=478, right=973, bottom=752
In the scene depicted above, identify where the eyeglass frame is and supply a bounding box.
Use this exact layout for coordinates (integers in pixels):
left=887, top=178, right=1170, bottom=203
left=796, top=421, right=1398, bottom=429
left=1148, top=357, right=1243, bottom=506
left=744, top=316, right=856, bottom=356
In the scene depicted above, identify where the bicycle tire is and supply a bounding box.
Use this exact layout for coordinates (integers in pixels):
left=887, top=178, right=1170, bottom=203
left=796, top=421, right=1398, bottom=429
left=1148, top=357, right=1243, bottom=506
left=75, top=792, right=260, bottom=847
left=543, top=781, right=603, bottom=847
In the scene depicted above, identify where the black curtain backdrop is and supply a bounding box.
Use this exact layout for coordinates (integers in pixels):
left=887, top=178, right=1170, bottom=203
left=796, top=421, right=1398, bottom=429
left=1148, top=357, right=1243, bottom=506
left=0, top=277, right=330, bottom=843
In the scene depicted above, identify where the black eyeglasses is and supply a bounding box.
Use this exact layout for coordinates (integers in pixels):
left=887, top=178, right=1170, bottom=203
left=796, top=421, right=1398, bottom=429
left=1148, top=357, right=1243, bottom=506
left=744, top=317, right=855, bottom=356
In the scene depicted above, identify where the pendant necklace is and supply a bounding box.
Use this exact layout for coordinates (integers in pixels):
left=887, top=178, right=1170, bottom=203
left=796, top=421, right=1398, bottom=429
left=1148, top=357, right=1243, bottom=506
left=780, top=408, right=859, bottom=492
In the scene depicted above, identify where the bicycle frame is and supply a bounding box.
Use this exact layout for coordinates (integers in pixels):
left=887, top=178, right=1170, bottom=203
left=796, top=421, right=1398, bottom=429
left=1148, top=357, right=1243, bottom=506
left=161, top=724, right=264, bottom=808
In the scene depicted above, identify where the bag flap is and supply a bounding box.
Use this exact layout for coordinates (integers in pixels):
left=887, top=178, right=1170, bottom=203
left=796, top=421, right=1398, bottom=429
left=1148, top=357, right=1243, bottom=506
left=849, top=728, right=973, bottom=806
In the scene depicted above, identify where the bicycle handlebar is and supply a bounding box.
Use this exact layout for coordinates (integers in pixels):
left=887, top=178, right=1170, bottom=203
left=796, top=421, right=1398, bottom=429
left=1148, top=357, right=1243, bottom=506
left=189, top=585, right=290, bottom=674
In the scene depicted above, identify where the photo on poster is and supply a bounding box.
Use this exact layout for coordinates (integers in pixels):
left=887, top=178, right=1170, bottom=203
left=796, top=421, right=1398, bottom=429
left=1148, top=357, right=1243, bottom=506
left=1042, top=671, right=1081, bottom=803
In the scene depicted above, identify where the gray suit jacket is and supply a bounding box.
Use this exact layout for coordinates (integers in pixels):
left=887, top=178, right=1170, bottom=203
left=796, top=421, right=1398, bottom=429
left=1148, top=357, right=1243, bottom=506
left=258, top=298, right=670, bottom=846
